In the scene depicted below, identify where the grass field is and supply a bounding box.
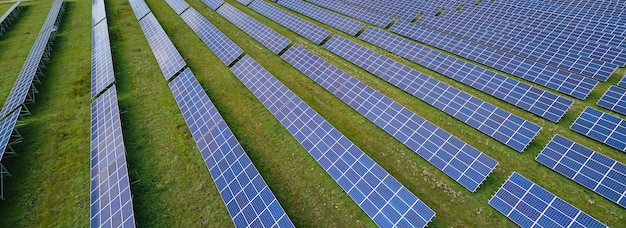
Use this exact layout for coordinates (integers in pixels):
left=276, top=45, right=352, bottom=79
left=0, top=0, right=625, bottom=227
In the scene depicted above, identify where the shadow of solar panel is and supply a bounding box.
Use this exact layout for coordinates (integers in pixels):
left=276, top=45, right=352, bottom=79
left=537, top=135, right=626, bottom=208
left=307, top=0, right=393, bottom=28
left=92, top=0, right=106, bottom=26
left=215, top=3, right=291, bottom=55
left=178, top=7, right=243, bottom=66
left=165, top=0, right=190, bottom=14
left=138, top=13, right=186, bottom=80
left=128, top=0, right=150, bottom=20
left=571, top=107, right=626, bottom=152
left=90, top=86, right=136, bottom=228
left=598, top=86, right=626, bottom=116
left=231, top=55, right=436, bottom=227
left=168, top=69, right=294, bottom=227
left=489, top=172, right=606, bottom=228
left=359, top=26, right=597, bottom=101
left=0, top=107, right=20, bottom=161
left=278, top=0, right=365, bottom=36
left=91, top=20, right=115, bottom=98
left=322, top=35, right=540, bottom=151
left=249, top=0, right=330, bottom=45
left=282, top=44, right=498, bottom=192
left=201, top=0, right=224, bottom=10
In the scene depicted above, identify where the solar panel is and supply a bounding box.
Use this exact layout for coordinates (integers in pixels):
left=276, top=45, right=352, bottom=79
left=237, top=0, right=253, bottom=5
left=201, top=0, right=224, bottom=10
left=90, top=85, right=136, bottom=228
left=216, top=3, right=291, bottom=55
left=92, top=0, right=106, bottom=26
left=178, top=8, right=243, bottom=66
left=138, top=13, right=186, bottom=80
left=359, top=26, right=597, bottom=101
left=282, top=45, right=498, bottom=192
left=571, top=107, right=626, bottom=152
left=249, top=0, right=330, bottom=45
left=164, top=0, right=190, bottom=15
left=489, top=172, right=606, bottom=228
left=0, top=107, right=21, bottom=161
left=168, top=68, right=293, bottom=227
left=597, top=86, right=626, bottom=116
left=321, top=36, right=541, bottom=151
left=306, top=0, right=394, bottom=28
left=128, top=0, right=151, bottom=20
left=536, top=135, right=626, bottom=208
left=91, top=20, right=115, bottom=98
left=618, top=76, right=626, bottom=89
left=277, top=0, right=365, bottom=36
left=231, top=55, right=436, bottom=227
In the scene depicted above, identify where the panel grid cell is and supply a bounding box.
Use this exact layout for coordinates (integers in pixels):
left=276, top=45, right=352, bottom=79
left=178, top=7, right=243, bottom=66
left=90, top=86, right=136, bottom=228
left=249, top=0, right=330, bottom=45
left=231, top=55, right=436, bottom=227
left=597, top=86, right=626, bottom=116
left=282, top=45, right=498, bottom=192
left=138, top=13, right=186, bottom=80
left=536, top=135, right=626, bottom=208
left=216, top=3, right=291, bottom=55
left=489, top=172, right=606, bottom=228
left=0, top=108, right=20, bottom=161
left=278, top=0, right=365, bottom=36
left=91, top=20, right=115, bottom=98
left=571, top=107, right=626, bottom=152
left=168, top=69, right=293, bottom=227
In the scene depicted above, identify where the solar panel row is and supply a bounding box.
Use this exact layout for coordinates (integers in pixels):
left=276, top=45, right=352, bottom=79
left=340, top=0, right=425, bottom=21
left=128, top=0, right=151, bottom=20
left=571, top=107, right=626, bottom=152
left=90, top=86, right=136, bottom=228
left=91, top=20, right=115, bottom=98
left=215, top=3, right=291, bottom=55
left=249, top=0, right=330, bottom=45
left=231, top=55, right=436, bottom=227
left=237, top=0, right=253, bottom=6
left=92, top=0, right=105, bottom=26
left=489, top=172, right=606, bottom=228
left=537, top=135, right=626, bottom=208
left=168, top=69, right=294, bottom=227
left=321, top=35, right=541, bottom=152
left=137, top=13, right=186, bottom=80
left=177, top=5, right=243, bottom=66
left=277, top=0, right=365, bottom=36
left=360, top=26, right=597, bottom=101
left=598, top=86, right=626, bottom=116
left=201, top=0, right=224, bottom=10
left=0, top=107, right=21, bottom=200
left=282, top=44, right=498, bottom=192
left=307, top=0, right=393, bottom=28
left=619, top=76, right=626, bottom=89
left=0, top=0, right=23, bottom=37
left=164, top=0, right=190, bottom=15
left=0, top=0, right=65, bottom=120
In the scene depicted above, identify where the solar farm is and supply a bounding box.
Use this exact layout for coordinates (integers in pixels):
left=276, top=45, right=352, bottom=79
left=0, top=0, right=625, bottom=227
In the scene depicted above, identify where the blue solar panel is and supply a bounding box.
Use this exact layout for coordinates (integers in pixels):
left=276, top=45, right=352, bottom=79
left=178, top=8, right=243, bottom=66
left=321, top=35, right=541, bottom=151
left=215, top=3, right=291, bottom=55
left=489, top=172, right=606, bottom=228
left=201, top=0, right=224, bottom=10
left=90, top=86, right=136, bottom=228
left=231, top=55, right=436, bottom=227
left=91, top=20, right=115, bottom=98
left=307, top=0, right=393, bottom=28
left=168, top=68, right=293, bottom=227
left=282, top=45, right=498, bottom=192
left=571, top=107, right=626, bottom=152
left=249, top=0, right=330, bottom=45
left=0, top=107, right=20, bottom=161
left=618, top=76, right=626, bottom=89
left=598, top=86, right=626, bottom=116
left=277, top=0, right=365, bottom=36
left=359, top=26, right=597, bottom=101
left=164, top=0, right=190, bottom=15
left=92, top=0, right=106, bottom=26
left=537, top=135, right=626, bottom=208
left=237, top=0, right=253, bottom=6
left=128, top=0, right=151, bottom=20
left=137, top=13, right=186, bottom=80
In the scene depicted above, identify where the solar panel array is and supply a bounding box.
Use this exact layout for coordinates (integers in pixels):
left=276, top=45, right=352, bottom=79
left=178, top=5, right=243, bottom=66
left=322, top=35, right=541, bottom=152
left=359, top=27, right=597, bottom=101
left=277, top=0, right=365, bottom=36
left=91, top=20, right=115, bottom=98
left=0, top=108, right=21, bottom=161
left=282, top=44, right=498, bottom=192
left=215, top=3, right=291, bottom=55
left=249, top=0, right=330, bottom=45
left=0, top=0, right=23, bottom=37
left=0, top=0, right=65, bottom=120
left=90, top=86, right=136, bottom=228
left=128, top=0, right=151, bottom=20
left=231, top=55, right=436, bottom=227
left=201, top=0, right=224, bottom=10
left=597, top=86, right=626, bottom=116
left=571, top=107, right=626, bottom=152
left=489, top=172, right=607, bottom=228
left=164, top=0, right=190, bottom=15
left=169, top=68, right=294, bottom=227
left=137, top=13, right=186, bottom=80
left=536, top=135, right=626, bottom=208
left=307, top=0, right=393, bottom=28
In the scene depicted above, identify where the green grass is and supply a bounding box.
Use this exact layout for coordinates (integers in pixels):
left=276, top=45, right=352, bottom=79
left=0, top=0, right=624, bottom=227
